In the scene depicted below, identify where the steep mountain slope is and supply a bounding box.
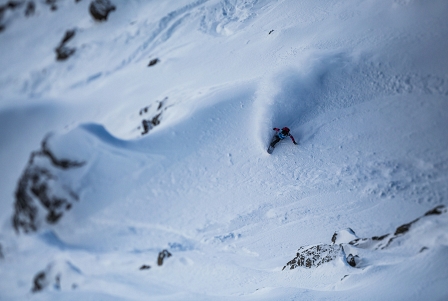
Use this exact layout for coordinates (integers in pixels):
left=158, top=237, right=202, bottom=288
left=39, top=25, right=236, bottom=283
left=1, top=0, right=447, bottom=300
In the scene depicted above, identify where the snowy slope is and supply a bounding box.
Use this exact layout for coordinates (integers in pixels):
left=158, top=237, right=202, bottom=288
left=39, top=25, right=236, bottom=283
left=1, top=0, right=448, bottom=300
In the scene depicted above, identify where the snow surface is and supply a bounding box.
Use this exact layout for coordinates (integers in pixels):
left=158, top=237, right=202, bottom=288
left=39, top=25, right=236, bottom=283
left=1, top=0, right=448, bottom=300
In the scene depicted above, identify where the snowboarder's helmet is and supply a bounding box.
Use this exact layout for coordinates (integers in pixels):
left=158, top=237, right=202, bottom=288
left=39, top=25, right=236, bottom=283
left=282, top=127, right=290, bottom=133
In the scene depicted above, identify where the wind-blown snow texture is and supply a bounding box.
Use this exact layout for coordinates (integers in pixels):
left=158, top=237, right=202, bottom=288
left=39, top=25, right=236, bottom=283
left=1, top=0, right=447, bottom=300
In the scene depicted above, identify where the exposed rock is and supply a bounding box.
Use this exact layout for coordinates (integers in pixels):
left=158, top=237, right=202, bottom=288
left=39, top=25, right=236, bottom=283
left=349, top=205, right=447, bottom=250
left=141, top=113, right=161, bottom=135
left=283, top=205, right=447, bottom=270
left=157, top=249, right=172, bottom=266
left=89, top=0, right=115, bottom=21
left=346, top=254, right=360, bottom=267
left=12, top=135, right=85, bottom=233
left=45, top=0, right=57, bottom=11
left=1, top=0, right=23, bottom=11
left=55, top=29, right=76, bottom=61
left=138, top=97, right=168, bottom=135
left=31, top=260, right=83, bottom=293
left=24, top=1, right=35, bottom=16
left=419, top=246, right=428, bottom=253
left=32, top=271, right=48, bottom=292
left=0, top=1, right=25, bottom=32
left=148, top=58, right=160, bottom=67
left=424, top=205, right=445, bottom=216
left=1, top=0, right=68, bottom=32
left=283, top=244, right=342, bottom=270
left=0, top=243, right=4, bottom=259
left=55, top=45, right=76, bottom=61
left=6, top=1, right=23, bottom=9
left=139, top=265, right=151, bottom=270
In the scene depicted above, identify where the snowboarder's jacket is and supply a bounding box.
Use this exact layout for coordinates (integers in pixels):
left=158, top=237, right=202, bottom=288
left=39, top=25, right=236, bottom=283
left=273, top=127, right=297, bottom=144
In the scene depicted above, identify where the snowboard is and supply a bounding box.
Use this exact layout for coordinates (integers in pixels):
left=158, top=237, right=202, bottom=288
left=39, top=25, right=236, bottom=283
left=267, top=135, right=278, bottom=154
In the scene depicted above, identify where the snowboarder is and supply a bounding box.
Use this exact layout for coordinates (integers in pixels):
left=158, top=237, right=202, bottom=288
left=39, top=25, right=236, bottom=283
left=267, top=127, right=297, bottom=154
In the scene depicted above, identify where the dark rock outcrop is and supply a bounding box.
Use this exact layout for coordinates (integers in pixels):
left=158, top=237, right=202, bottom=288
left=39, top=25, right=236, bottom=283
left=139, top=265, right=151, bottom=270
left=283, top=244, right=342, bottom=270
left=45, top=0, right=57, bottom=11
left=31, top=260, right=82, bottom=293
left=1, top=0, right=83, bottom=32
left=141, top=113, right=161, bottom=135
left=24, top=1, right=35, bottom=16
left=139, top=97, right=168, bottom=135
left=2, top=0, right=23, bottom=9
left=0, top=1, right=25, bottom=32
left=55, top=29, right=76, bottom=61
left=346, top=254, right=360, bottom=267
left=348, top=205, right=446, bottom=250
left=32, top=271, right=48, bottom=292
left=12, top=136, right=85, bottom=233
left=89, top=0, right=115, bottom=21
left=148, top=58, right=160, bottom=67
left=157, top=249, right=172, bottom=266
left=0, top=0, right=23, bottom=15
left=283, top=205, right=447, bottom=270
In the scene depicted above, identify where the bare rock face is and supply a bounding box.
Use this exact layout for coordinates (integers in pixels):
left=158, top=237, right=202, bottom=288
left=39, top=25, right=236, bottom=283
left=283, top=244, right=342, bottom=270
left=55, top=29, right=76, bottom=61
left=147, top=58, right=160, bottom=67
left=12, top=136, right=85, bottom=233
left=157, top=249, right=172, bottom=266
left=139, top=265, right=151, bottom=270
left=346, top=254, right=360, bottom=267
left=283, top=205, right=447, bottom=270
left=139, top=97, right=168, bottom=135
left=89, top=0, right=115, bottom=21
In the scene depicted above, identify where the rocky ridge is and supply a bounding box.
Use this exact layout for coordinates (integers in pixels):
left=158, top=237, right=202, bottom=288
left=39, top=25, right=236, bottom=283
left=13, top=135, right=86, bottom=233
left=283, top=205, right=447, bottom=270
